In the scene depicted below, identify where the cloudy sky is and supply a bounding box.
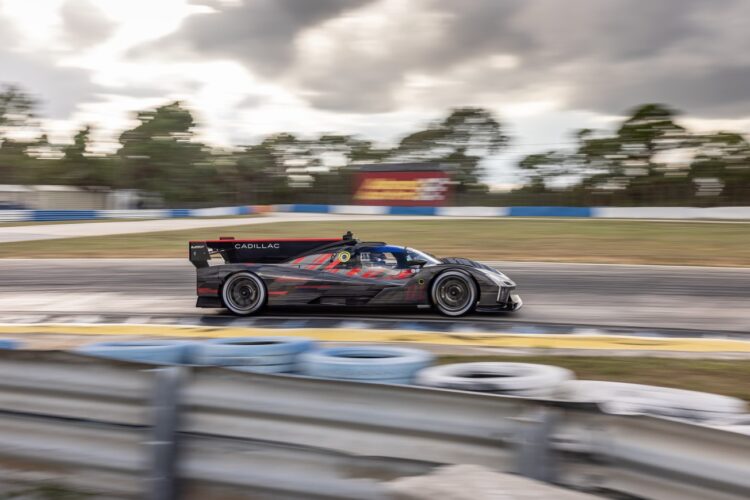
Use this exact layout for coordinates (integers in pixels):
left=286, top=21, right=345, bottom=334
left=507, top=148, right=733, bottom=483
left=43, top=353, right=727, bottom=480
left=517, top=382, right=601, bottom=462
left=2, top=0, right=750, bottom=185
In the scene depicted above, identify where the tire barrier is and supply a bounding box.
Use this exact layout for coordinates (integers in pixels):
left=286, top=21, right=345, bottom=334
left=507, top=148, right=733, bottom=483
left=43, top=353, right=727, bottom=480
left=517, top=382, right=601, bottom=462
left=229, top=364, right=298, bottom=375
left=75, top=340, right=195, bottom=365
left=192, top=337, right=315, bottom=373
left=556, top=380, right=747, bottom=421
left=0, top=339, right=20, bottom=349
left=712, top=415, right=750, bottom=436
left=298, top=346, right=434, bottom=384
left=415, top=362, right=574, bottom=397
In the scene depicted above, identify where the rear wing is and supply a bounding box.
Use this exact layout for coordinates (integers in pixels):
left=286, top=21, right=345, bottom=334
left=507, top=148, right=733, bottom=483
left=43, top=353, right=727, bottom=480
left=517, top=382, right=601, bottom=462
left=189, top=237, right=348, bottom=268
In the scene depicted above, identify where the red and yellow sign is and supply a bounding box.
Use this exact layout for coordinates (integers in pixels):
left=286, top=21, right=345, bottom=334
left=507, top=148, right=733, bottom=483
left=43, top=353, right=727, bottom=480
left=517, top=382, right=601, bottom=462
left=353, top=170, right=451, bottom=206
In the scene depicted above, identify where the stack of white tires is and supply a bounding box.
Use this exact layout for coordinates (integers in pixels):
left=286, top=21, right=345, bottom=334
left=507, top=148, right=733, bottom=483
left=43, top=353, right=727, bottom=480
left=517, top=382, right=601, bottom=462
left=75, top=340, right=195, bottom=364
left=298, top=346, right=434, bottom=384
left=555, top=380, right=747, bottom=421
left=71, top=340, right=750, bottom=427
left=415, top=362, right=574, bottom=397
left=192, top=337, right=315, bottom=373
left=0, top=340, right=19, bottom=350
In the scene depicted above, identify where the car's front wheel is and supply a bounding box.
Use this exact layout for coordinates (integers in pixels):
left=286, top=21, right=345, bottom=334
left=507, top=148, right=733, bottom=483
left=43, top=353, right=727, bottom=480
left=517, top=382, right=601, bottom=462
left=431, top=271, right=477, bottom=317
left=222, top=272, right=267, bottom=316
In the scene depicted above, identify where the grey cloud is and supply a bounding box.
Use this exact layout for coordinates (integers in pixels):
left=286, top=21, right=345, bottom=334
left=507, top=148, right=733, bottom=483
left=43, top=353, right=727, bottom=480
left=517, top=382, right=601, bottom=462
left=573, top=65, right=750, bottom=117
left=0, top=8, right=103, bottom=119
left=60, top=0, right=116, bottom=48
left=147, top=0, right=750, bottom=118
left=340, top=0, right=750, bottom=117
left=0, top=10, right=99, bottom=119
left=510, top=0, right=712, bottom=62
left=290, top=0, right=533, bottom=112
left=0, top=51, right=101, bottom=118
left=296, top=0, right=744, bottom=115
left=419, top=0, right=533, bottom=68
left=133, top=0, right=376, bottom=75
left=0, top=12, right=17, bottom=47
left=6, top=0, right=750, bottom=122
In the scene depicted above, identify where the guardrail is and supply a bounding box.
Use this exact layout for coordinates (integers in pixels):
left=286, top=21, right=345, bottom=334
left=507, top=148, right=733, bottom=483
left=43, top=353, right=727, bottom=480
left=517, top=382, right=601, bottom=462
left=0, top=350, right=748, bottom=499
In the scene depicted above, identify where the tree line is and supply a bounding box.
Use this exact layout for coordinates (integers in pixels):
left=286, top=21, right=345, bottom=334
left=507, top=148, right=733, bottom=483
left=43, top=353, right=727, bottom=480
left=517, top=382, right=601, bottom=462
left=1, top=83, right=748, bottom=206
left=517, top=103, right=750, bottom=206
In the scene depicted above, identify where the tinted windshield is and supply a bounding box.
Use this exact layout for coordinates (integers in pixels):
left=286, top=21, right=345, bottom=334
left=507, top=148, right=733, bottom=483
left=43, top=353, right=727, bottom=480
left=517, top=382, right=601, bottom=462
left=405, top=247, right=440, bottom=265
left=356, top=245, right=440, bottom=268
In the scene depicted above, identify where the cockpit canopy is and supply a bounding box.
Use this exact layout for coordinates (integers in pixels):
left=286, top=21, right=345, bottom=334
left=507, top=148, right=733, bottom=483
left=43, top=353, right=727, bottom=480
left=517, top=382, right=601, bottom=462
left=355, top=245, right=440, bottom=269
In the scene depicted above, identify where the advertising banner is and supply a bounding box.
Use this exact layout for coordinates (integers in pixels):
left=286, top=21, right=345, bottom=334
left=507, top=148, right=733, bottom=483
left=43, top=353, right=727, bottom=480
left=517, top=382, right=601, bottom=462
left=353, top=169, right=452, bottom=206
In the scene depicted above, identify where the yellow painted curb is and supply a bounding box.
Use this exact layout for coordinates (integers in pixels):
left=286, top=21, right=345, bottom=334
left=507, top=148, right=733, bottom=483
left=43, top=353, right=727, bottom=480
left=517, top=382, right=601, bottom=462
left=0, top=324, right=749, bottom=352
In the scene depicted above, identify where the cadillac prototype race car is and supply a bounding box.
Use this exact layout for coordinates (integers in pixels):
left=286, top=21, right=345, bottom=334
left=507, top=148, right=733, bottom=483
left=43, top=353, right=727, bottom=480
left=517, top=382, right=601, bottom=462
left=189, top=232, right=522, bottom=317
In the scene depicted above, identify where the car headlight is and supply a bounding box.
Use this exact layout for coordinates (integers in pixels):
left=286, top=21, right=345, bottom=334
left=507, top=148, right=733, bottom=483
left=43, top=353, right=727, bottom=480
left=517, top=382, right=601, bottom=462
left=479, top=268, right=512, bottom=286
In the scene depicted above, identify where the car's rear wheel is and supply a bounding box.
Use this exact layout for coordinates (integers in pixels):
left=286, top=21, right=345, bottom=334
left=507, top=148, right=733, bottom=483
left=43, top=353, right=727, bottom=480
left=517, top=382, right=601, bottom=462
left=222, top=272, right=266, bottom=316
left=431, top=271, right=477, bottom=317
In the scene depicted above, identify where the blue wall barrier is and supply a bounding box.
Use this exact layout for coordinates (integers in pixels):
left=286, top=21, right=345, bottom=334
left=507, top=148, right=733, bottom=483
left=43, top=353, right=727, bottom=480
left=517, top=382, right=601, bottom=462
left=276, top=204, right=750, bottom=219
left=279, top=204, right=594, bottom=217
left=284, top=204, right=332, bottom=214
left=0, top=205, right=258, bottom=223
left=3, top=204, right=750, bottom=222
left=31, top=210, right=99, bottom=222
left=168, top=209, right=192, bottom=218
left=389, top=206, right=438, bottom=216
left=508, top=206, right=593, bottom=217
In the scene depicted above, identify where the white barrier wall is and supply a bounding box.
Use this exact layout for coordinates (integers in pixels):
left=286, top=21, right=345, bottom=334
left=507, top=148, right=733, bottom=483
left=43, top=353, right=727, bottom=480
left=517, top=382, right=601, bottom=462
left=594, top=206, right=750, bottom=219
left=280, top=204, right=750, bottom=220
left=330, top=205, right=389, bottom=215
left=436, top=206, right=509, bottom=217
left=3, top=205, right=750, bottom=222
left=0, top=210, right=29, bottom=222
left=98, top=209, right=170, bottom=219
left=189, top=206, right=249, bottom=217
left=699, top=207, right=750, bottom=220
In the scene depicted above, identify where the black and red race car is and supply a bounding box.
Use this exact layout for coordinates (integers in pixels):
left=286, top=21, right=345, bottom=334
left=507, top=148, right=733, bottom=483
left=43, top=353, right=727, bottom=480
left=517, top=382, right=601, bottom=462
left=189, top=232, right=522, bottom=317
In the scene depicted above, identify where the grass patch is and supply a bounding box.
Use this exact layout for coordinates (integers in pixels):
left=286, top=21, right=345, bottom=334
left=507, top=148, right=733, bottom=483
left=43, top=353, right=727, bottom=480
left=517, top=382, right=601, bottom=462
left=437, top=355, right=750, bottom=402
left=0, top=218, right=748, bottom=265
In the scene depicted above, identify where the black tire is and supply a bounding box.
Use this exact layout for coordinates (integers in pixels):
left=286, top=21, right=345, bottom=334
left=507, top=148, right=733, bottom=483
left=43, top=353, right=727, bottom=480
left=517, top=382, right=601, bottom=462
left=221, top=272, right=267, bottom=316
left=431, top=270, right=477, bottom=317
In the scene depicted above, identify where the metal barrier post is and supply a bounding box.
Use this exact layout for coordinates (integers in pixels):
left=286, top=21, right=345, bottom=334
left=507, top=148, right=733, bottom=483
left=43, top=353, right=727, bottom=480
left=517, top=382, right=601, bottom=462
left=515, top=407, right=559, bottom=483
left=146, top=366, right=187, bottom=500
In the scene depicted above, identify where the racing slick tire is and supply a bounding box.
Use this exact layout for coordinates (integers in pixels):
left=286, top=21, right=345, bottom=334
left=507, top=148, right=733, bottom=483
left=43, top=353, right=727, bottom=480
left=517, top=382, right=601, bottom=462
left=430, top=270, right=477, bottom=317
left=221, top=271, right=267, bottom=316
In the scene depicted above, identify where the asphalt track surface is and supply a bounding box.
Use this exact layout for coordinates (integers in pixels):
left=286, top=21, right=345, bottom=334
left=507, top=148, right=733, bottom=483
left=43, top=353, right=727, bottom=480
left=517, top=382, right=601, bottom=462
left=0, top=259, right=747, bottom=333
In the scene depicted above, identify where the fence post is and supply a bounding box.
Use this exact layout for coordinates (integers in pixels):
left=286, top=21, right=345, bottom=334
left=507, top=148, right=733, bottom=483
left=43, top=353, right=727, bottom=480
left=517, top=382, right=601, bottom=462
left=515, top=407, right=559, bottom=483
left=146, top=366, right=187, bottom=500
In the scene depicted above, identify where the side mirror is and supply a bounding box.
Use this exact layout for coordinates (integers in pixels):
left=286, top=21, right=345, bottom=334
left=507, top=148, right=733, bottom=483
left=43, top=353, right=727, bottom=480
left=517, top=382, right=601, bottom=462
left=406, top=259, right=427, bottom=268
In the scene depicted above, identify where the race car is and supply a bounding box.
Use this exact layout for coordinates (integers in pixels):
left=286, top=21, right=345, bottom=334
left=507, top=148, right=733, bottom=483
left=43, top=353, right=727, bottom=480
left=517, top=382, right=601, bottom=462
left=189, top=232, right=522, bottom=317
